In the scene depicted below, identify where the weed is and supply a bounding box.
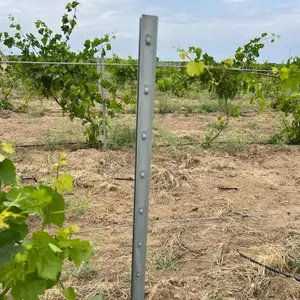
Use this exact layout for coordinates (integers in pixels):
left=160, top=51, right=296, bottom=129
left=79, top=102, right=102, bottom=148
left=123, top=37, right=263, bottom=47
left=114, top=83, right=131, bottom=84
left=27, top=101, right=50, bottom=117
left=0, top=98, right=14, bottom=110
left=154, top=251, right=181, bottom=271
left=45, top=130, right=82, bottom=149
left=64, top=260, right=98, bottom=279
left=199, top=100, right=221, bottom=113
left=72, top=195, right=91, bottom=217
left=126, top=103, right=136, bottom=114
left=157, top=96, right=180, bottom=114
left=155, top=129, right=181, bottom=146
left=107, top=121, right=136, bottom=148
left=220, top=136, right=247, bottom=153
left=268, top=132, right=286, bottom=145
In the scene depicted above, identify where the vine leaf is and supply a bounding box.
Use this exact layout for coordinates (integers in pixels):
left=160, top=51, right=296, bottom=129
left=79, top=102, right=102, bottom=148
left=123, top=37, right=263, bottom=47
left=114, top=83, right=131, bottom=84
left=58, top=239, right=93, bottom=265
left=28, top=232, right=63, bottom=281
left=179, top=51, right=188, bottom=60
left=186, top=61, right=205, bottom=76
left=1, top=141, right=15, bottom=154
left=49, top=243, right=63, bottom=253
left=0, top=158, right=17, bottom=185
left=280, top=67, right=289, bottom=81
left=0, top=223, right=28, bottom=245
left=11, top=275, right=48, bottom=300
left=54, top=174, right=74, bottom=193
left=0, top=243, right=23, bottom=268
left=63, top=287, right=77, bottom=300
left=41, top=187, right=65, bottom=228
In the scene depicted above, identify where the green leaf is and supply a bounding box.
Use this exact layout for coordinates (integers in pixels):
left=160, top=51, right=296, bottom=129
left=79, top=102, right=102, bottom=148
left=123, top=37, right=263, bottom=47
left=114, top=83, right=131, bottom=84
left=28, top=232, right=63, bottom=281
left=186, top=61, right=205, bottom=76
left=53, top=174, right=74, bottom=193
left=179, top=51, right=188, bottom=60
left=0, top=191, right=6, bottom=204
left=59, top=239, right=92, bottom=265
left=0, top=154, right=5, bottom=162
left=14, top=252, right=28, bottom=264
left=41, top=187, right=65, bottom=227
left=0, top=158, right=17, bottom=185
left=49, top=243, right=63, bottom=253
left=63, top=287, right=77, bottom=300
left=1, top=141, right=15, bottom=154
left=0, top=222, right=28, bottom=245
left=71, top=1, right=80, bottom=8
left=56, top=227, right=72, bottom=240
left=36, top=253, right=62, bottom=281
left=11, top=274, right=47, bottom=300
left=280, top=67, right=290, bottom=81
left=5, top=186, right=51, bottom=213
left=272, top=67, right=279, bottom=74
left=0, top=243, right=23, bottom=267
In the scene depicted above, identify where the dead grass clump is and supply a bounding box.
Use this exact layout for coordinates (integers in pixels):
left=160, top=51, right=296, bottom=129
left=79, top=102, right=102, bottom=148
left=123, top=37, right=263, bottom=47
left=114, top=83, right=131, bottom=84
left=167, top=149, right=201, bottom=169
left=148, top=278, right=188, bottom=300
left=151, top=164, right=190, bottom=190
left=151, top=164, right=179, bottom=189
left=257, top=245, right=287, bottom=273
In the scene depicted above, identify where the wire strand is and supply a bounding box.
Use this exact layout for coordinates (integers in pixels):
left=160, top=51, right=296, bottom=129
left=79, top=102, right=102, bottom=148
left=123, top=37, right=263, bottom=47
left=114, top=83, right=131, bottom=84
left=0, top=60, right=275, bottom=73
left=74, top=210, right=300, bottom=234
left=12, top=139, right=279, bottom=149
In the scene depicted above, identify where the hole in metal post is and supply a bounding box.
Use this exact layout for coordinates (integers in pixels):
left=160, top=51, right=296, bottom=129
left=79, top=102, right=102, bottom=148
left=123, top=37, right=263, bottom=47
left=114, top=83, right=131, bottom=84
left=144, top=85, right=149, bottom=94
left=146, top=35, right=151, bottom=45
left=139, top=208, right=144, bottom=214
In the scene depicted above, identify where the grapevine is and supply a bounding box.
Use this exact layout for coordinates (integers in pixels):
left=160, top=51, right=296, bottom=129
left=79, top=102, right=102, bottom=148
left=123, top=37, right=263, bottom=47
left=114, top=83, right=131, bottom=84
left=0, top=1, right=134, bottom=148
left=0, top=142, right=96, bottom=300
left=178, top=33, right=280, bottom=146
left=0, top=54, right=16, bottom=111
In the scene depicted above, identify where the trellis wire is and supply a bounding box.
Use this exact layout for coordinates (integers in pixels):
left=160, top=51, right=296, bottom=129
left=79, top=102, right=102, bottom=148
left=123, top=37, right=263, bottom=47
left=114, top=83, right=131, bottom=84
left=73, top=210, right=300, bottom=234
left=0, top=59, right=276, bottom=73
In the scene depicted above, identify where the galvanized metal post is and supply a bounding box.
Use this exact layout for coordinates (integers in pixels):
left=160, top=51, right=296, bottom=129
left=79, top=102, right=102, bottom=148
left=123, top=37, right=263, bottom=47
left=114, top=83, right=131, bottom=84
left=97, top=52, right=107, bottom=150
left=131, top=15, right=158, bottom=300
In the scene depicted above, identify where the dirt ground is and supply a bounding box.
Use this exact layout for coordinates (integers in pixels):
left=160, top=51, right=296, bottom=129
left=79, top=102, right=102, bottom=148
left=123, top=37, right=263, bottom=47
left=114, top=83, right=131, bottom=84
left=2, top=99, right=300, bottom=299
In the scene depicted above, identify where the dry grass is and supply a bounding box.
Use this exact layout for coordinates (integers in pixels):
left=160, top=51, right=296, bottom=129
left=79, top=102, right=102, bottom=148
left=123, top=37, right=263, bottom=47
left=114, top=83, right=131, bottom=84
left=3, top=98, right=300, bottom=299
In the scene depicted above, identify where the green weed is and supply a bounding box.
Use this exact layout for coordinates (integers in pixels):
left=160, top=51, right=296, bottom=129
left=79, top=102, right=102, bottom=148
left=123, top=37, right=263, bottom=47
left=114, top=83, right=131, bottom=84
left=156, top=96, right=181, bottom=114
left=107, top=122, right=136, bottom=148
left=154, top=251, right=181, bottom=271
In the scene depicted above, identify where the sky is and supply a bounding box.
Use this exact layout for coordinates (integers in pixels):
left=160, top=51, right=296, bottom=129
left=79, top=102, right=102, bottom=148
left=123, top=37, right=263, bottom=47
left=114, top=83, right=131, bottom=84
left=0, top=0, right=299, bottom=62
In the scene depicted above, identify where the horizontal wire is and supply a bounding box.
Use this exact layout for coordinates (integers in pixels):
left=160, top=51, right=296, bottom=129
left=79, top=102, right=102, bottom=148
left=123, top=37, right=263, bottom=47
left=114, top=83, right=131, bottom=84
left=75, top=210, right=300, bottom=234
left=11, top=140, right=275, bottom=149
left=0, top=60, right=275, bottom=73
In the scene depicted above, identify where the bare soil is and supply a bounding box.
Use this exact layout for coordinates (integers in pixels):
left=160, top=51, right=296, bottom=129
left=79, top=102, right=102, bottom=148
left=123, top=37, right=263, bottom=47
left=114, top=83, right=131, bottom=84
left=2, top=100, right=300, bottom=299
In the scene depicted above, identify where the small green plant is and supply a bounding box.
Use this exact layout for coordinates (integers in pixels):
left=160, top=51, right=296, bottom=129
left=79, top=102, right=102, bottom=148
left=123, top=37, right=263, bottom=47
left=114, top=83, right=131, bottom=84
left=268, top=132, right=286, bottom=145
left=27, top=101, right=50, bottom=117
left=107, top=122, right=136, bottom=148
left=155, top=129, right=182, bottom=146
left=157, top=96, right=180, bottom=114
left=199, top=100, right=221, bottom=113
left=0, top=142, right=95, bottom=299
left=154, top=251, right=181, bottom=271
left=72, top=194, right=91, bottom=217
